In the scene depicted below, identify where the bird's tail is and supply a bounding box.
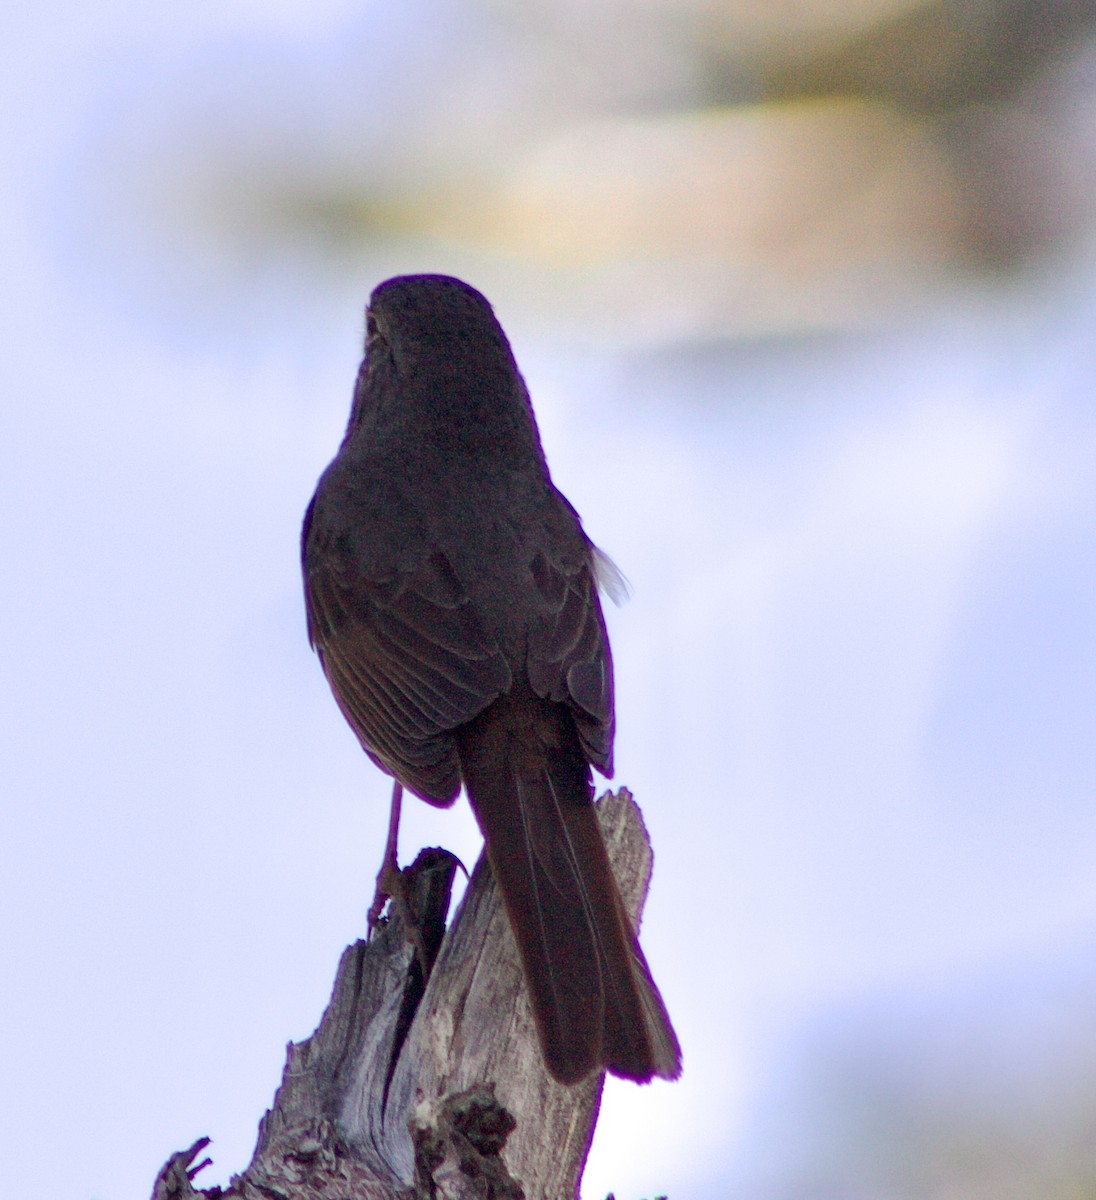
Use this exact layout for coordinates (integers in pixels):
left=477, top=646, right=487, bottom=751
left=457, top=693, right=681, bottom=1085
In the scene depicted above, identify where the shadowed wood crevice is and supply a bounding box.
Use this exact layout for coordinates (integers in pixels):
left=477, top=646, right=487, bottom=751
left=150, top=790, right=661, bottom=1200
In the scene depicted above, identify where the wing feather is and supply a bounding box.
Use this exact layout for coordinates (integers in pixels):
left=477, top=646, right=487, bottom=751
left=304, top=505, right=510, bottom=804
left=526, top=544, right=614, bottom=775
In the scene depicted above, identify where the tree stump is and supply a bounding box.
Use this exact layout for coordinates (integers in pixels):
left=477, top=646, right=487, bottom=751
left=151, top=789, right=662, bottom=1200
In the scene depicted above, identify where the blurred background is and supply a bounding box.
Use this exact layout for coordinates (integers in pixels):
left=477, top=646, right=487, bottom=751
left=3, top=1, right=1096, bottom=1197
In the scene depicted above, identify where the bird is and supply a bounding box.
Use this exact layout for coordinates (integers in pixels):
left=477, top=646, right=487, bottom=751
left=301, top=273, right=681, bottom=1085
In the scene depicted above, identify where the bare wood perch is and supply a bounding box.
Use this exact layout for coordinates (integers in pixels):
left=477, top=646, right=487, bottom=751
left=151, top=789, right=662, bottom=1200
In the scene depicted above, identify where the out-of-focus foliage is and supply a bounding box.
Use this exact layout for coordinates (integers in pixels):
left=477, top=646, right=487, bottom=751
left=89, top=0, right=1096, bottom=345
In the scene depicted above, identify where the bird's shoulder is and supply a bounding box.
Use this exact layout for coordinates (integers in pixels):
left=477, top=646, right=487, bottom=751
left=302, top=450, right=431, bottom=586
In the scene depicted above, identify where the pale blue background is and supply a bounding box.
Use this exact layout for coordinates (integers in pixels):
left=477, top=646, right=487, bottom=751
left=3, top=3, right=1096, bottom=1198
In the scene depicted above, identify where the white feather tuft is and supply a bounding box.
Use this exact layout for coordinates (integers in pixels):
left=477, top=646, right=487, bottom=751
left=592, top=546, right=631, bottom=606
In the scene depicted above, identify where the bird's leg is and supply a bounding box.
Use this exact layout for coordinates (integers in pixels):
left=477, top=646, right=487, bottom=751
left=367, top=781, right=432, bottom=979
left=367, top=780, right=405, bottom=936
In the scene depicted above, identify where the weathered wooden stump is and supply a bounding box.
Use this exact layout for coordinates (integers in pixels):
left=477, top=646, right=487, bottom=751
left=151, top=789, right=661, bottom=1200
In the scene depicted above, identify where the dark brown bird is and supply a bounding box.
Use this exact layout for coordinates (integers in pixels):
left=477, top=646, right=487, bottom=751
left=301, top=274, right=681, bottom=1085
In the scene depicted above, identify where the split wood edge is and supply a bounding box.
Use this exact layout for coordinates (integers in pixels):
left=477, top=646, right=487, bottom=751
left=151, top=788, right=660, bottom=1200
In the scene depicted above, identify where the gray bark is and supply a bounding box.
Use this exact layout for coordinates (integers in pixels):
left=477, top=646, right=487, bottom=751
left=150, top=789, right=660, bottom=1200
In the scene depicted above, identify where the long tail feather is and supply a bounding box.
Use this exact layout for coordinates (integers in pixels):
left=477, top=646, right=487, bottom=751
left=457, top=692, right=681, bottom=1084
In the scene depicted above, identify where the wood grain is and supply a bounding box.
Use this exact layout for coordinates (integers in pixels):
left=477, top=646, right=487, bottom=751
left=150, top=789, right=661, bottom=1200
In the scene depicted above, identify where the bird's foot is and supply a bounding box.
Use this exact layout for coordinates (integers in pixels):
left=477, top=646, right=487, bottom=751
left=368, top=856, right=433, bottom=980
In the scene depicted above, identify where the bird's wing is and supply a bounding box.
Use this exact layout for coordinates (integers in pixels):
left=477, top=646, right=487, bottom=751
left=303, top=495, right=510, bottom=804
left=525, top=496, right=615, bottom=776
